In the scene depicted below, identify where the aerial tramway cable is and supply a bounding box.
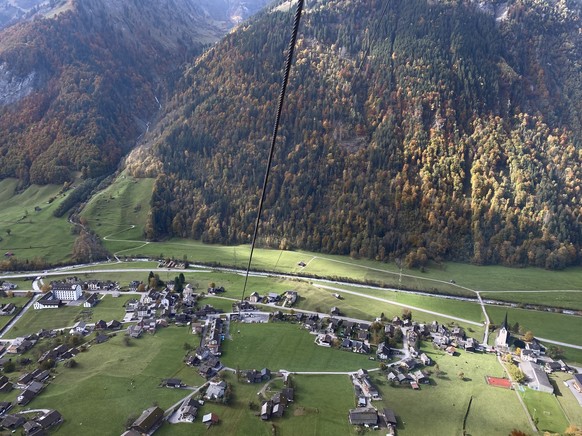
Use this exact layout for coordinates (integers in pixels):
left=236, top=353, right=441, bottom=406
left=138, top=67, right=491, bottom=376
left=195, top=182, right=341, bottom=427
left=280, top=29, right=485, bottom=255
left=240, top=0, right=305, bottom=309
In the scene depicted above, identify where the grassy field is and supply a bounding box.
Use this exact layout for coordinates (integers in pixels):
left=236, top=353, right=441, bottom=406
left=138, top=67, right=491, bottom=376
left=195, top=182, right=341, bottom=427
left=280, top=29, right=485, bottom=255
left=90, top=295, right=129, bottom=321
left=519, top=387, right=569, bottom=434
left=221, top=322, right=378, bottom=372
left=5, top=304, right=87, bottom=338
left=551, top=372, right=582, bottom=428
left=80, top=174, right=154, bottom=243
left=0, top=179, right=77, bottom=264
left=24, top=327, right=204, bottom=435
left=371, top=345, right=532, bottom=436
left=156, top=372, right=359, bottom=436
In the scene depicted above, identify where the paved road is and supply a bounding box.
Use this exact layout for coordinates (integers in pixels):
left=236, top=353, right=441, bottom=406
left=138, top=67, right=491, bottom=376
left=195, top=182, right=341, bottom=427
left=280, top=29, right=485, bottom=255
left=536, top=337, right=582, bottom=350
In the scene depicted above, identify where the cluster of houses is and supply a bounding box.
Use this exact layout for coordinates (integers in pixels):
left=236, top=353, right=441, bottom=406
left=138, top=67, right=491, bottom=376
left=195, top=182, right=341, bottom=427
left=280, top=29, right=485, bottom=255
left=171, top=395, right=219, bottom=425
left=245, top=290, right=298, bottom=307
left=352, top=369, right=381, bottom=404
left=348, top=407, right=398, bottom=434
left=1, top=409, right=62, bottom=434
left=494, top=314, right=576, bottom=395
left=386, top=357, right=431, bottom=389
left=0, top=366, right=62, bottom=433
left=186, top=317, right=225, bottom=379
left=259, top=387, right=294, bottom=420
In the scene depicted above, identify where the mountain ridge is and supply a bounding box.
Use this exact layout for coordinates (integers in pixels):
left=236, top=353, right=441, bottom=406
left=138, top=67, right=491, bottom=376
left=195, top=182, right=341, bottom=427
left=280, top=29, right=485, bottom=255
left=0, top=0, right=272, bottom=185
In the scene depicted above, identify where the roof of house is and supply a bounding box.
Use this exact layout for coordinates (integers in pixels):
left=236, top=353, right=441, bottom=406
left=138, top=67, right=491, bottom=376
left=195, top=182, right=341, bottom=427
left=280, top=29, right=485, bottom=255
left=132, top=406, right=164, bottom=432
left=380, top=408, right=397, bottom=425
left=202, top=412, right=219, bottom=424
left=348, top=407, right=378, bottom=425
left=38, top=410, right=62, bottom=429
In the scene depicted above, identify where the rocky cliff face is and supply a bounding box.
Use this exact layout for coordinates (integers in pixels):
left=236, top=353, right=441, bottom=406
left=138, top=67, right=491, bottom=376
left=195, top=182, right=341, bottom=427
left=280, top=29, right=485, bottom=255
left=0, top=62, right=37, bottom=105
left=196, top=0, right=273, bottom=25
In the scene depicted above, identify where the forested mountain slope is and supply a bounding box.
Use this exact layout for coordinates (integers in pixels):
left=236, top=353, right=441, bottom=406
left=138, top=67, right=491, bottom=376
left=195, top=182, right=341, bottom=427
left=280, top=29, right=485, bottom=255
left=129, top=0, right=582, bottom=269
left=0, top=0, right=271, bottom=186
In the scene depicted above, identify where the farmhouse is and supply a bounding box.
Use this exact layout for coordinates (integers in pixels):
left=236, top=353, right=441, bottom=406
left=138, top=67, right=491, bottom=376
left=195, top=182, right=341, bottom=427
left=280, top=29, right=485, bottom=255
left=131, top=406, right=164, bottom=434
left=127, top=325, right=143, bottom=338
left=37, top=410, right=63, bottom=429
left=83, top=293, right=100, bottom=307
left=163, top=378, right=183, bottom=388
left=69, top=321, right=87, bottom=335
left=178, top=398, right=200, bottom=422
left=1, top=414, right=25, bottom=430
left=348, top=407, right=378, bottom=426
left=23, top=420, right=43, bottom=435
left=7, top=338, right=34, bottom=354
left=205, top=380, right=227, bottom=400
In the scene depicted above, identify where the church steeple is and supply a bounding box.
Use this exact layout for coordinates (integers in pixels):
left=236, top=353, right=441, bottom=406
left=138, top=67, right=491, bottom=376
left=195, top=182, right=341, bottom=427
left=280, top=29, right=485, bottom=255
left=502, top=312, right=508, bottom=330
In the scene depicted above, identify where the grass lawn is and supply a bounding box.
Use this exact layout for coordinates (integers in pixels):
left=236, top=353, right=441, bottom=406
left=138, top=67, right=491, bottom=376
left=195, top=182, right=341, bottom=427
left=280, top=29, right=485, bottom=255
left=519, top=387, right=569, bottom=434
left=27, top=327, right=204, bottom=435
left=156, top=372, right=358, bottom=436
left=0, top=179, right=76, bottom=264
left=550, top=372, right=582, bottom=428
left=221, top=322, right=378, bottom=372
left=5, top=304, right=86, bottom=338
left=90, top=295, right=128, bottom=321
left=80, top=174, right=154, bottom=243
left=371, top=344, right=531, bottom=436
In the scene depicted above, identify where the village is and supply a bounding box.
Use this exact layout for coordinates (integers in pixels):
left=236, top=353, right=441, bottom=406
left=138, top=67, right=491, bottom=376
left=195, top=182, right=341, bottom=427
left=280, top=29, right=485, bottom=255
left=0, top=272, right=580, bottom=435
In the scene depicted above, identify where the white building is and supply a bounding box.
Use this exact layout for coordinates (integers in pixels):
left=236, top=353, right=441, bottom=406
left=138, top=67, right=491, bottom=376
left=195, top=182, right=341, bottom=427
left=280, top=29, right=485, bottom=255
left=51, top=283, right=82, bottom=301
left=34, top=292, right=61, bottom=309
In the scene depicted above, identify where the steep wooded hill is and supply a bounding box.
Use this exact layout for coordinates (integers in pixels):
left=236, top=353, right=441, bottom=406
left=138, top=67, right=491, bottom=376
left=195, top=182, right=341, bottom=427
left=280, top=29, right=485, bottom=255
left=129, top=0, right=582, bottom=269
left=0, top=0, right=271, bottom=186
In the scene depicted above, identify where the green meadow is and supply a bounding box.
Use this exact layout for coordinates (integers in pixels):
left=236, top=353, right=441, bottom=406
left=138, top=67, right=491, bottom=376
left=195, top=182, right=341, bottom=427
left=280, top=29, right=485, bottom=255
left=20, top=327, right=204, bottom=435
left=221, top=322, right=378, bottom=372
left=80, top=174, right=155, bottom=243
left=0, top=179, right=75, bottom=264
left=519, top=388, right=569, bottom=434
